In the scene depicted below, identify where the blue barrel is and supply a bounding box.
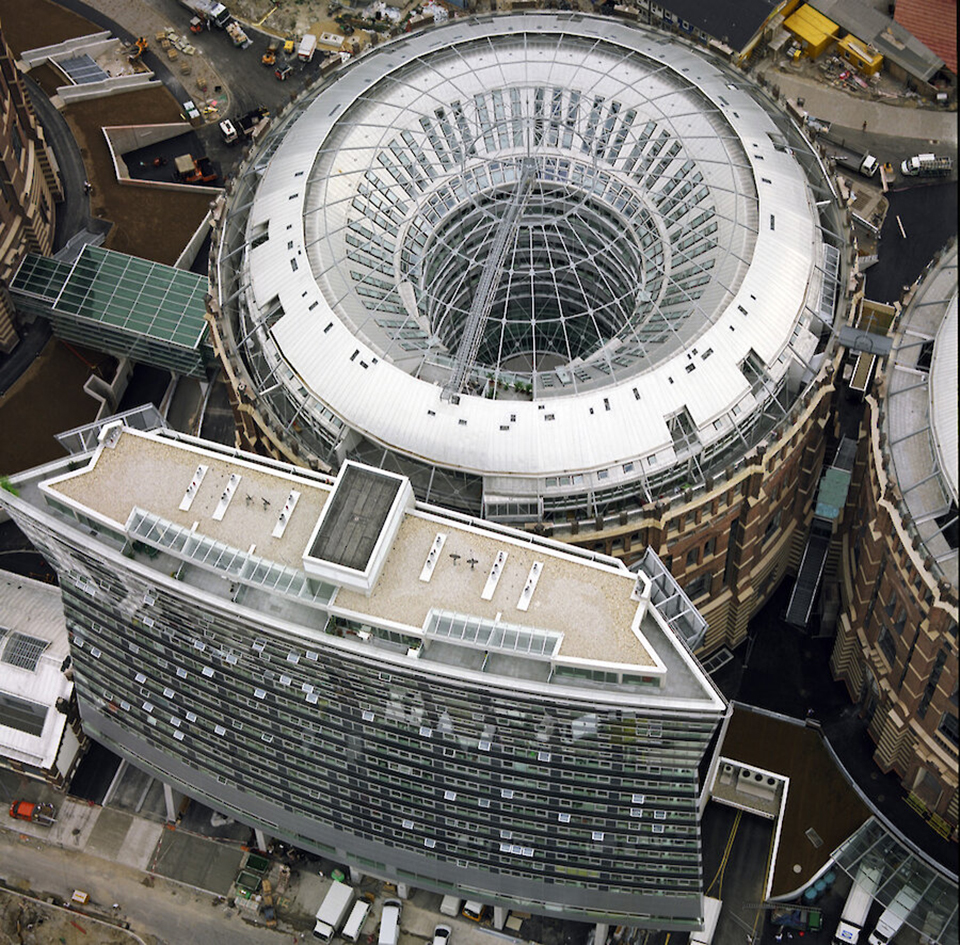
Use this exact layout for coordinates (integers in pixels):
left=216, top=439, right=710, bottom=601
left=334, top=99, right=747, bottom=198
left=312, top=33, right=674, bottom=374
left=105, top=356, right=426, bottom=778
left=803, top=886, right=818, bottom=903
left=823, top=871, right=837, bottom=887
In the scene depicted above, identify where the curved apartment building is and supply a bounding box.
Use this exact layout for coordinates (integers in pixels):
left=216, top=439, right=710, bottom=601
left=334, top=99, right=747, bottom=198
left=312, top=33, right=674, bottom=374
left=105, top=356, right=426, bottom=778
left=1, top=422, right=725, bottom=929
left=831, top=240, right=959, bottom=839
left=208, top=13, right=852, bottom=650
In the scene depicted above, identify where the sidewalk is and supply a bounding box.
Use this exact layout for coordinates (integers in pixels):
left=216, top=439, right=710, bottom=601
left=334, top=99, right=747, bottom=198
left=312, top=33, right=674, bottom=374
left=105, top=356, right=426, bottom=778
left=755, top=64, right=958, bottom=144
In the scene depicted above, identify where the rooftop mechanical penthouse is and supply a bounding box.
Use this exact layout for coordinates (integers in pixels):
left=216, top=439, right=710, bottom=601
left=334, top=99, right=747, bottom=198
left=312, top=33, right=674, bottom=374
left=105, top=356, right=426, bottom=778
left=1, top=422, right=725, bottom=929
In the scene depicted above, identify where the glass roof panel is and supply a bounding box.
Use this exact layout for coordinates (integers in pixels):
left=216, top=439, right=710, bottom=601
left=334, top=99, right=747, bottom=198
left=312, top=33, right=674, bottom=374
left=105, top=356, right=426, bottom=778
left=48, top=246, right=208, bottom=350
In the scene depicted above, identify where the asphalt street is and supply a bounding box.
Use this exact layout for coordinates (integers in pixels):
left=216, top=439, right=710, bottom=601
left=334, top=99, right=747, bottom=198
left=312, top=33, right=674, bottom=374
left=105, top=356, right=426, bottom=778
left=865, top=181, right=958, bottom=302
left=22, top=74, right=103, bottom=255
left=700, top=803, right=774, bottom=945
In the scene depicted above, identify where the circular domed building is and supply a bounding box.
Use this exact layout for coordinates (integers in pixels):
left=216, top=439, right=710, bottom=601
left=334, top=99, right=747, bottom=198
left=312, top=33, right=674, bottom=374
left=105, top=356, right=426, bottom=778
left=209, top=12, right=852, bottom=651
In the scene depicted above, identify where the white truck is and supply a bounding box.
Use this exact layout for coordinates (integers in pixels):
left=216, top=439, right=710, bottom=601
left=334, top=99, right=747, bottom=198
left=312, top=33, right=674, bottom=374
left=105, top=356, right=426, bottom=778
left=867, top=885, right=921, bottom=945
left=835, top=864, right=882, bottom=945
left=834, top=151, right=879, bottom=178
left=178, top=0, right=232, bottom=29
left=299, top=34, right=318, bottom=62
left=342, top=900, right=371, bottom=942
left=378, top=899, right=402, bottom=945
left=900, top=154, right=953, bottom=177
left=439, top=895, right=463, bottom=917
left=313, top=881, right=355, bottom=941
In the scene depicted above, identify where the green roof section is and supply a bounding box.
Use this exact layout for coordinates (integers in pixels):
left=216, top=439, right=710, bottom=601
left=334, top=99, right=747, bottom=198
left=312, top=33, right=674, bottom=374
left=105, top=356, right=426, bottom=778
left=10, top=254, right=74, bottom=301
left=54, top=245, right=208, bottom=350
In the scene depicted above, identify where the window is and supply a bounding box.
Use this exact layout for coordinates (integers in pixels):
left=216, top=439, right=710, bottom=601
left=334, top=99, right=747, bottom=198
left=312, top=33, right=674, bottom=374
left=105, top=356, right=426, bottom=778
left=703, top=536, right=716, bottom=558
left=877, top=628, right=897, bottom=666
left=937, top=712, right=958, bottom=750
left=763, top=509, right=782, bottom=544
left=10, top=126, right=23, bottom=163
left=686, top=547, right=699, bottom=568
left=684, top=573, right=711, bottom=601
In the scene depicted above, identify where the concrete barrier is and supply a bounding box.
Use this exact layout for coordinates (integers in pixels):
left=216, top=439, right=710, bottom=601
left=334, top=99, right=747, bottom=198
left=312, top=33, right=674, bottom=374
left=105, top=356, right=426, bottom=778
left=20, top=31, right=112, bottom=68
left=175, top=208, right=215, bottom=271
left=58, top=73, right=157, bottom=103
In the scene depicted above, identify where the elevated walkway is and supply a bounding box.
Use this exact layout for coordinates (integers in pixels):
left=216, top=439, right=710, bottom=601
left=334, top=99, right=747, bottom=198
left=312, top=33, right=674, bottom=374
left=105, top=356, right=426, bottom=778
left=785, top=519, right=833, bottom=627
left=785, top=437, right=856, bottom=627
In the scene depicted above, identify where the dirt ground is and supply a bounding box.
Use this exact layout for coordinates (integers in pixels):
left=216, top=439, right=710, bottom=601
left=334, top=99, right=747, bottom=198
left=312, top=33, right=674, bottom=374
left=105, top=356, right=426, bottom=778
left=0, top=340, right=115, bottom=474
left=0, top=0, right=95, bottom=57
left=63, top=87, right=214, bottom=263
left=0, top=889, right=140, bottom=945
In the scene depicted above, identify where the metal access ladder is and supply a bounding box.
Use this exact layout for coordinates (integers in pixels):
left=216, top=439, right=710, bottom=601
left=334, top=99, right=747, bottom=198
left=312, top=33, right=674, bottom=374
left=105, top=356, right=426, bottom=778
left=442, top=159, right=537, bottom=399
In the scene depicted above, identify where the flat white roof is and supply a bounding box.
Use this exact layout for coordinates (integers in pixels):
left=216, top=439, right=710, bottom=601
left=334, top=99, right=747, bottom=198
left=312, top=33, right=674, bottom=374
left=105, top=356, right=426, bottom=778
left=228, top=14, right=824, bottom=480
left=32, top=427, right=724, bottom=709
left=0, top=570, right=72, bottom=771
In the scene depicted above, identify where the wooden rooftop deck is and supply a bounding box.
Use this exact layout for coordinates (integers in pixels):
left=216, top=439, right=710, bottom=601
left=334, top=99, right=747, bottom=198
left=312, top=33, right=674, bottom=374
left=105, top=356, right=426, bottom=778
left=723, top=706, right=871, bottom=897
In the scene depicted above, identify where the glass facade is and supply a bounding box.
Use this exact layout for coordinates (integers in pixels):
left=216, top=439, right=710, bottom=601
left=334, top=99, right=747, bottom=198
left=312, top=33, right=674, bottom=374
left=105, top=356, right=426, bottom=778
left=2, top=441, right=725, bottom=929
left=11, top=247, right=211, bottom=378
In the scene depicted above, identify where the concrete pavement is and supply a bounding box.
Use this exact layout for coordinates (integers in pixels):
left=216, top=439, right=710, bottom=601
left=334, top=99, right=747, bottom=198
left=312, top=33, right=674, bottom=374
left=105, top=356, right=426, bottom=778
left=755, top=64, right=958, bottom=145
left=1, top=785, right=532, bottom=944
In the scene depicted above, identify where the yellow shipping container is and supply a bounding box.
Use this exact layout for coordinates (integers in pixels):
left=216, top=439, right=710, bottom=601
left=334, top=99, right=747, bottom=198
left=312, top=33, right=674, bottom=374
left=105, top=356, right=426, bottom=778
left=836, top=33, right=883, bottom=75
left=783, top=3, right=839, bottom=58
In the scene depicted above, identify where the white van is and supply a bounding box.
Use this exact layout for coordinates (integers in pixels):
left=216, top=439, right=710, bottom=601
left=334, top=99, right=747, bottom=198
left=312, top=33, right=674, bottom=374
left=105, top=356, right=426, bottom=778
left=343, top=900, right=371, bottom=942
left=379, top=898, right=402, bottom=945
left=439, top=896, right=463, bottom=918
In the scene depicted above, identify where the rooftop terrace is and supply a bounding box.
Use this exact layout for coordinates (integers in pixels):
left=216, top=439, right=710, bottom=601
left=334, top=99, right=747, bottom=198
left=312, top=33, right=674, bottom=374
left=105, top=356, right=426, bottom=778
left=40, top=427, right=683, bottom=678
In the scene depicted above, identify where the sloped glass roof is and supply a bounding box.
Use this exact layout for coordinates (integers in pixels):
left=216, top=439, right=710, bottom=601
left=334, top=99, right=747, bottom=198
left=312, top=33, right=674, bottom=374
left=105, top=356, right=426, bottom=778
left=832, top=818, right=957, bottom=945
left=43, top=246, right=209, bottom=350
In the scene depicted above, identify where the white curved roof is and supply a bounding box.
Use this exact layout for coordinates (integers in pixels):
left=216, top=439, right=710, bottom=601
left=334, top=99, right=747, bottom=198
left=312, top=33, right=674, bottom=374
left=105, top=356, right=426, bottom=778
left=237, top=14, right=823, bottom=479
left=930, top=291, right=958, bottom=502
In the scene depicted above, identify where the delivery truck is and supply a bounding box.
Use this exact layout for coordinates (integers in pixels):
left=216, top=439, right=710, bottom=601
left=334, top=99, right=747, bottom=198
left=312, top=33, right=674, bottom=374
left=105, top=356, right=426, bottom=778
left=835, top=864, right=882, bottom=945
left=178, top=0, right=231, bottom=29
left=867, top=885, right=921, bottom=945
left=900, top=154, right=952, bottom=177
left=313, top=881, right=355, bottom=941
left=342, top=900, right=371, bottom=942
left=834, top=151, right=879, bottom=178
